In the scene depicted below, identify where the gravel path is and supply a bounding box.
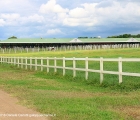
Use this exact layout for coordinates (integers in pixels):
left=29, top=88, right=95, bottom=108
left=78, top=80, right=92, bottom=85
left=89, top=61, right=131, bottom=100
left=0, top=90, right=49, bottom=120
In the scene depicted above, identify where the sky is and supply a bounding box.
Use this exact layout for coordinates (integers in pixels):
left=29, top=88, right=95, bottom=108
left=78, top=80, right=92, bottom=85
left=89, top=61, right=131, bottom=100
left=0, top=0, right=140, bottom=39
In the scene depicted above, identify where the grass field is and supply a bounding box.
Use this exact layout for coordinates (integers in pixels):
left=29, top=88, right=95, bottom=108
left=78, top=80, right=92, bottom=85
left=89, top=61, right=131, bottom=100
left=0, top=48, right=140, bottom=120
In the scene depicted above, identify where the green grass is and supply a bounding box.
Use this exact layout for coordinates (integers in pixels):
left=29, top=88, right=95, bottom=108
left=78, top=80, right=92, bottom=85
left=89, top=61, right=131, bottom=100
left=0, top=48, right=140, bottom=120
left=1, top=48, right=140, bottom=58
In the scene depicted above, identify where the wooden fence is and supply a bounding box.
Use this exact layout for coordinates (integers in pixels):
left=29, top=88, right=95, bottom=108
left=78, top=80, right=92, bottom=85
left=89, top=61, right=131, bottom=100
left=0, top=56, right=140, bottom=84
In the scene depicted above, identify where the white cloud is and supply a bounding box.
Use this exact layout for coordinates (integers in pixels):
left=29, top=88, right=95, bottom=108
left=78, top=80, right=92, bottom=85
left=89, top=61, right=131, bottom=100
left=62, top=3, right=98, bottom=26
left=0, top=13, right=45, bottom=26
left=21, top=14, right=45, bottom=25
left=63, top=17, right=98, bottom=26
left=39, top=0, right=69, bottom=14
left=62, top=1, right=140, bottom=26
left=39, top=0, right=98, bottom=26
left=0, top=19, right=5, bottom=26
left=69, top=7, right=89, bottom=18
left=28, top=14, right=45, bottom=23
left=1, top=13, right=20, bottom=20
left=0, top=0, right=35, bottom=14
left=0, top=13, right=20, bottom=26
left=47, top=29, right=63, bottom=35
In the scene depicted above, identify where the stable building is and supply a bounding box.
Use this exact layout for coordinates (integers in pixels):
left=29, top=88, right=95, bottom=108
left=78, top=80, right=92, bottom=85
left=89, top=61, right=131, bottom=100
left=0, top=38, right=140, bottom=48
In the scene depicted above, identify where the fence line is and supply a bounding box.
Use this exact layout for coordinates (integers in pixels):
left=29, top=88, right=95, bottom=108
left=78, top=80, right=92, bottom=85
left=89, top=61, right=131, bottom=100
left=0, top=43, right=140, bottom=54
left=0, top=56, right=140, bottom=84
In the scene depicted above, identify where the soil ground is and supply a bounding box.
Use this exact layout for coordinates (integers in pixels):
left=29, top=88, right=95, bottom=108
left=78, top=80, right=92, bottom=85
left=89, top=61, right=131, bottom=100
left=0, top=90, right=49, bottom=120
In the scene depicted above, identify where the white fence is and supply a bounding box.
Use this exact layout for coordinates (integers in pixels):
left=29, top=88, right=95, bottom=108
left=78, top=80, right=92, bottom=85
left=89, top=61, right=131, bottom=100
left=0, top=43, right=140, bottom=54
left=0, top=56, right=140, bottom=84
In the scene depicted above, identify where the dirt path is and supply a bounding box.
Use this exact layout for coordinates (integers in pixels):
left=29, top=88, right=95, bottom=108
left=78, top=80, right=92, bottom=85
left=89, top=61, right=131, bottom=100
left=0, top=90, right=49, bottom=120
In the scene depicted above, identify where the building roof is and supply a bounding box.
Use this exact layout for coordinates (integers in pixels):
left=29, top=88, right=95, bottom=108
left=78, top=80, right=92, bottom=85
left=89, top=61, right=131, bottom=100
left=0, top=38, right=140, bottom=43
left=127, top=38, right=138, bottom=42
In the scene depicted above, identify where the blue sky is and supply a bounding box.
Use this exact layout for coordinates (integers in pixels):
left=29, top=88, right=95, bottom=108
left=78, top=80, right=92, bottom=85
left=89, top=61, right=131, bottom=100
left=0, top=0, right=140, bottom=39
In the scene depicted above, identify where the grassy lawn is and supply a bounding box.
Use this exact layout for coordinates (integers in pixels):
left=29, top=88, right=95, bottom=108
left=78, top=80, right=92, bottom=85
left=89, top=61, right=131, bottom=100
left=1, top=48, right=140, bottom=58
left=0, top=48, right=140, bottom=120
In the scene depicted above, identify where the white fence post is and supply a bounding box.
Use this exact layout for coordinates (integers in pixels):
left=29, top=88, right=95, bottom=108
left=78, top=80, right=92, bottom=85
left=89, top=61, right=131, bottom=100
left=26, top=48, right=28, bottom=53
left=5, top=57, right=7, bottom=63
left=63, top=57, right=65, bottom=76
left=35, top=57, right=37, bottom=71
left=8, top=57, right=9, bottom=64
left=41, top=57, right=43, bottom=71
left=7, top=57, right=8, bottom=64
left=4, top=57, right=6, bottom=63
left=21, top=57, right=23, bottom=68
left=3, top=57, right=5, bottom=63
left=1, top=56, right=2, bottom=63
left=85, top=57, right=88, bottom=80
left=14, top=57, right=16, bottom=66
left=2, top=57, right=4, bottom=63
left=6, top=57, right=7, bottom=64
left=18, top=57, right=19, bottom=68
left=47, top=57, right=49, bottom=73
left=14, top=48, right=16, bottom=53
left=100, top=57, right=104, bottom=84
left=30, top=57, right=32, bottom=70
left=7, top=57, right=9, bottom=64
left=2, top=56, right=3, bottom=63
left=54, top=57, right=57, bottom=73
left=6, top=57, right=8, bottom=63
left=25, top=57, right=28, bottom=69
left=11, top=57, right=13, bottom=65
left=118, top=57, right=122, bottom=84
left=73, top=57, right=76, bottom=78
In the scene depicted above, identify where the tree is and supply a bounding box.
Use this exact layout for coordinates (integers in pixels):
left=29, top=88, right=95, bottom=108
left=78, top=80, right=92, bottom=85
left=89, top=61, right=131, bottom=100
left=8, top=36, right=17, bottom=39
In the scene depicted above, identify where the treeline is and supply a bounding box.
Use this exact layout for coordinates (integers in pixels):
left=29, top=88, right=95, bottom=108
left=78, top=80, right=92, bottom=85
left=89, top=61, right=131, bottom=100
left=107, top=34, right=140, bottom=38
left=78, top=37, right=88, bottom=39
left=78, top=37, right=100, bottom=39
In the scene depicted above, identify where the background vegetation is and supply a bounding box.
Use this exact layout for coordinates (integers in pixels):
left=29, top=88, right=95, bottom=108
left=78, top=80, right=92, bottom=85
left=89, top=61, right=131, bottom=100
left=108, top=34, right=140, bottom=38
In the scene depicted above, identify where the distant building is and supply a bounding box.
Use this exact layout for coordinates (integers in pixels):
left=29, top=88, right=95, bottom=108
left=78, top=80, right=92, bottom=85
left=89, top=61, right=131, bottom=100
left=0, top=38, right=140, bottom=48
left=69, top=38, right=82, bottom=42
left=127, top=38, right=138, bottom=42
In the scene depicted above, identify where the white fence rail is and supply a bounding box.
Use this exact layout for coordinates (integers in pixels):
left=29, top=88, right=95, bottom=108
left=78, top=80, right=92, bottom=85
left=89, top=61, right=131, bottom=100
left=0, top=56, right=140, bottom=84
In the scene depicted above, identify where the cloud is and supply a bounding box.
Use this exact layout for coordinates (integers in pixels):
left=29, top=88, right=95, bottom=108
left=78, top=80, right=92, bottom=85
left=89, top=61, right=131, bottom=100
left=21, top=14, right=45, bottom=25
left=68, top=7, right=89, bottom=18
left=0, top=13, right=45, bottom=26
left=47, top=28, right=63, bottom=35
left=63, top=3, right=98, bottom=26
left=1, top=13, right=20, bottom=20
left=0, top=13, right=20, bottom=26
left=39, top=0, right=69, bottom=14
left=63, top=1, right=140, bottom=26
left=0, top=0, right=35, bottom=14
left=0, top=19, right=5, bottom=26
left=1, top=0, right=140, bottom=39
left=38, top=0, right=140, bottom=27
